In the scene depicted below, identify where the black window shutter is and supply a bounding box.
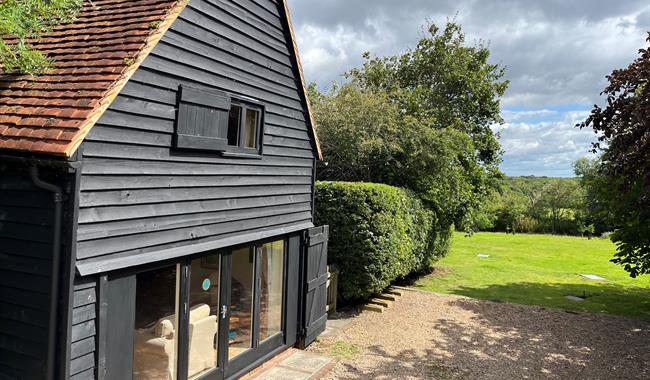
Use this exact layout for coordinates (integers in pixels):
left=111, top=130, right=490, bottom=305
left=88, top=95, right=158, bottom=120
left=175, top=85, right=230, bottom=151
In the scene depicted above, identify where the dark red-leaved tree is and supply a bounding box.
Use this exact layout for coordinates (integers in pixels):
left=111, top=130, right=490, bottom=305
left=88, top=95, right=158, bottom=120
left=578, top=33, right=650, bottom=277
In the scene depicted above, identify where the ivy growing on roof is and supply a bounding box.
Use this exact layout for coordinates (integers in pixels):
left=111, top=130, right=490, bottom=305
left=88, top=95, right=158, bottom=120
left=0, top=0, right=82, bottom=75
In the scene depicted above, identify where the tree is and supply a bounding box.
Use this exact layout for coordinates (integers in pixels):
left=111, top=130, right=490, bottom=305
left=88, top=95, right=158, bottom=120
left=529, top=180, right=580, bottom=234
left=313, top=20, right=508, bottom=230
left=578, top=33, right=650, bottom=277
left=573, top=157, right=611, bottom=234
left=0, top=0, right=81, bottom=74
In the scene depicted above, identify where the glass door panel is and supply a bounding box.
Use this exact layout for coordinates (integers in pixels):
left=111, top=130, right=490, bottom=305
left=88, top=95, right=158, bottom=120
left=188, top=255, right=222, bottom=379
left=259, top=241, right=284, bottom=342
left=228, top=247, right=255, bottom=360
left=133, top=265, right=179, bottom=380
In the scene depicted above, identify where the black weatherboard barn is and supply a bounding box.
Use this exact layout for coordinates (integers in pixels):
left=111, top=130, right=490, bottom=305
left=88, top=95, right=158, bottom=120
left=0, top=0, right=329, bottom=379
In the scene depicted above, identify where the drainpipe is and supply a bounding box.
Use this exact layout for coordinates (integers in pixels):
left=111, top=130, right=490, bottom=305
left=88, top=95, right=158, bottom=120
left=29, top=165, right=64, bottom=380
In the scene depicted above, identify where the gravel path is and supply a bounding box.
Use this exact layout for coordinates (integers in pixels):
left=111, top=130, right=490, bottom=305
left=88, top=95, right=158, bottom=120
left=308, top=289, right=650, bottom=379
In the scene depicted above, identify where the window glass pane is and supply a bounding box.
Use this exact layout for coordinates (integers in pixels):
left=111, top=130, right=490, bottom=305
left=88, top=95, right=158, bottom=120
left=259, top=240, right=284, bottom=342
left=244, top=109, right=259, bottom=149
left=229, top=247, right=255, bottom=360
left=134, top=266, right=179, bottom=380
left=188, top=255, right=221, bottom=379
left=227, top=105, right=241, bottom=146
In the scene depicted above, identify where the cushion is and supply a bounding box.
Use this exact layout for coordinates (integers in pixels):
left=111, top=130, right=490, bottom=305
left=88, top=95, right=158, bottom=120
left=154, top=319, right=174, bottom=339
left=189, top=304, right=211, bottom=322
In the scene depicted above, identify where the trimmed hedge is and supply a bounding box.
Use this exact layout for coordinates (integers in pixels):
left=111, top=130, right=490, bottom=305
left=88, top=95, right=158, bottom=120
left=315, top=181, right=452, bottom=301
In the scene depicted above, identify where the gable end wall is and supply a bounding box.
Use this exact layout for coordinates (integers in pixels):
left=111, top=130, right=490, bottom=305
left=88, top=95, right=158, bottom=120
left=76, top=0, right=316, bottom=269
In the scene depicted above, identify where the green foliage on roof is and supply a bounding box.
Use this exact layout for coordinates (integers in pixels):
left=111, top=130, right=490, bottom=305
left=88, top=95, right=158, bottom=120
left=0, top=0, right=82, bottom=74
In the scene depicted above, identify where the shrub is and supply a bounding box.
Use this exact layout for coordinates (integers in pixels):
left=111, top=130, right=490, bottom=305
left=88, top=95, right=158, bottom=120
left=315, top=181, right=450, bottom=301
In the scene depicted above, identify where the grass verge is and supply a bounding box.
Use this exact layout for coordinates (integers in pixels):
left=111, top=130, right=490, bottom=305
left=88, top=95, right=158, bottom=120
left=415, top=232, right=650, bottom=320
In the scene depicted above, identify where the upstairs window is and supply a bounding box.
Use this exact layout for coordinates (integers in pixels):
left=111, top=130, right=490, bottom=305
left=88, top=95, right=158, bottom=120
left=175, top=85, right=264, bottom=156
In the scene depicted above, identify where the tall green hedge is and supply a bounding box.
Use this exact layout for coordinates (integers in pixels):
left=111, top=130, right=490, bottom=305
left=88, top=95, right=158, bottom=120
left=315, top=181, right=452, bottom=301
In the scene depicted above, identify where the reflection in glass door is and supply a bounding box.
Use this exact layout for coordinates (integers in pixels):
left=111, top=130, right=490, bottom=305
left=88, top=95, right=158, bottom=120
left=259, top=241, right=284, bottom=342
left=228, top=247, right=255, bottom=360
left=133, top=265, right=179, bottom=380
left=187, top=254, right=222, bottom=379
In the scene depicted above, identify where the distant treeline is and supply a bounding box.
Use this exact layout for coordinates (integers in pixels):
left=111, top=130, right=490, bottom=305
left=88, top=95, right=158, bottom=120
left=473, top=171, right=607, bottom=237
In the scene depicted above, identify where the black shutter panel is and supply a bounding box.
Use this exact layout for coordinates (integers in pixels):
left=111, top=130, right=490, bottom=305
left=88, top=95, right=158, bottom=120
left=175, top=85, right=230, bottom=151
left=299, top=225, right=329, bottom=348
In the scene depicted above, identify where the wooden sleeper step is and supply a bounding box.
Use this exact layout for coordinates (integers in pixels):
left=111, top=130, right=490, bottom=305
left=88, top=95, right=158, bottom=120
left=362, top=304, right=384, bottom=313
left=369, top=298, right=392, bottom=308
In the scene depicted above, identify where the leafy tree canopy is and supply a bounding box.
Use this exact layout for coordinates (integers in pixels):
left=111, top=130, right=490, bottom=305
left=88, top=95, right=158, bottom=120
left=311, top=21, right=508, bottom=230
left=578, top=33, right=650, bottom=277
left=0, top=0, right=81, bottom=74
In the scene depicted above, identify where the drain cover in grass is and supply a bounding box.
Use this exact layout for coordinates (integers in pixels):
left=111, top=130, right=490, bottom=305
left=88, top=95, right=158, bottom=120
left=564, top=295, right=585, bottom=302
left=580, top=274, right=607, bottom=281
left=477, top=254, right=490, bottom=258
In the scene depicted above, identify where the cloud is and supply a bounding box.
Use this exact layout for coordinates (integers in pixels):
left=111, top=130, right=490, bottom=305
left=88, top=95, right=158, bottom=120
left=496, top=109, right=596, bottom=176
left=288, top=0, right=648, bottom=109
left=287, top=0, right=648, bottom=176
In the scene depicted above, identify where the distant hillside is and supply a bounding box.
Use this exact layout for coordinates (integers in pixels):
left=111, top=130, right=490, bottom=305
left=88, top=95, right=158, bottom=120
left=501, top=176, right=579, bottom=198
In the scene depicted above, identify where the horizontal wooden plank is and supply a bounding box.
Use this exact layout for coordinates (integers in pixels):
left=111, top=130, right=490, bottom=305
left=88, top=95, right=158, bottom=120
left=70, top=336, right=95, bottom=360
left=83, top=137, right=314, bottom=164
left=85, top=125, right=172, bottom=147
left=97, top=109, right=175, bottom=133
left=131, top=65, right=307, bottom=122
left=73, top=288, right=97, bottom=308
left=0, top=190, right=51, bottom=208
left=72, top=304, right=96, bottom=325
left=161, top=30, right=297, bottom=92
left=0, top=333, right=46, bottom=358
left=170, top=17, right=293, bottom=78
left=80, top=184, right=311, bottom=207
left=78, top=193, right=312, bottom=224
left=70, top=367, right=95, bottom=380
left=76, top=220, right=313, bottom=275
left=208, top=0, right=285, bottom=41
left=81, top=159, right=312, bottom=177
left=73, top=280, right=96, bottom=291
left=109, top=95, right=177, bottom=120
left=231, top=0, right=282, bottom=29
left=265, top=125, right=310, bottom=141
left=69, top=352, right=94, bottom=376
left=195, top=0, right=286, bottom=50
left=0, top=238, right=51, bottom=259
left=0, top=221, right=52, bottom=244
left=0, top=318, right=47, bottom=344
left=182, top=5, right=290, bottom=65
left=0, top=254, right=52, bottom=276
left=0, top=270, right=51, bottom=295
left=77, top=211, right=312, bottom=259
left=0, top=205, right=53, bottom=226
left=78, top=202, right=311, bottom=241
left=266, top=134, right=312, bottom=149
left=119, top=80, right=177, bottom=104
left=71, top=320, right=96, bottom=343
left=143, top=54, right=304, bottom=112
left=0, top=302, right=48, bottom=328
left=82, top=141, right=314, bottom=164
left=0, top=287, right=49, bottom=311
left=80, top=174, right=312, bottom=191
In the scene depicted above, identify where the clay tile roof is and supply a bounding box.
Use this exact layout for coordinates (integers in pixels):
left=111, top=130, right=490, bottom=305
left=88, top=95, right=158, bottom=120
left=0, top=0, right=189, bottom=157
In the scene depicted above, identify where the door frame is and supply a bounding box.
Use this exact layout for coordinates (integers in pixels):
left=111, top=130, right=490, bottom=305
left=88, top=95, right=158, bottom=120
left=99, top=235, right=292, bottom=380
left=222, top=239, right=289, bottom=378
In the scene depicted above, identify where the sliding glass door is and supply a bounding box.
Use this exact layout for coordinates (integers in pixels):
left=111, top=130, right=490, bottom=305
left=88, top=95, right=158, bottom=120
left=224, top=240, right=286, bottom=377
left=131, top=239, right=286, bottom=380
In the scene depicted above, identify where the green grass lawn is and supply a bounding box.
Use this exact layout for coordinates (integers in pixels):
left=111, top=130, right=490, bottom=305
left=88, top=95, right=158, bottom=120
left=415, top=232, right=650, bottom=320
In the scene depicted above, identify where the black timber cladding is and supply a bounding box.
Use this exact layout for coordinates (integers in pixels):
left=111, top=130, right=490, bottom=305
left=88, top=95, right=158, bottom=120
left=0, top=167, right=53, bottom=380
left=69, top=279, right=98, bottom=380
left=76, top=0, right=317, bottom=272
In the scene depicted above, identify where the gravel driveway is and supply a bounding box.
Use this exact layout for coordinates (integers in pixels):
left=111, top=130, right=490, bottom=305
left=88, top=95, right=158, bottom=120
left=308, top=288, right=650, bottom=379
